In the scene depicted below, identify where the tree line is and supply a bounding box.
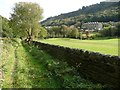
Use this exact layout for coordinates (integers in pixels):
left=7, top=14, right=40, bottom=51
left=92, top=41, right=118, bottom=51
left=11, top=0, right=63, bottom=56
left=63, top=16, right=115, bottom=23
left=46, top=25, right=80, bottom=39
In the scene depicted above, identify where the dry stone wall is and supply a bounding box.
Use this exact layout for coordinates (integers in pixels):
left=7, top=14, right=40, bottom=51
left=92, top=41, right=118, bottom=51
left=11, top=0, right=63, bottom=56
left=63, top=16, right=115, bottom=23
left=32, top=41, right=120, bottom=87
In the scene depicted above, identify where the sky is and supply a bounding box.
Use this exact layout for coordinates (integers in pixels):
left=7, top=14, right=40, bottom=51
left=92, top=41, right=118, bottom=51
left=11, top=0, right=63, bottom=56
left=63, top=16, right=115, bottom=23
left=0, top=0, right=115, bottom=20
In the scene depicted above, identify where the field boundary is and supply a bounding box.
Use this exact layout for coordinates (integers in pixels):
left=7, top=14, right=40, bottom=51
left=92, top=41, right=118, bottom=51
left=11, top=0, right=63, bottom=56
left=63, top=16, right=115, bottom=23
left=32, top=41, right=120, bottom=87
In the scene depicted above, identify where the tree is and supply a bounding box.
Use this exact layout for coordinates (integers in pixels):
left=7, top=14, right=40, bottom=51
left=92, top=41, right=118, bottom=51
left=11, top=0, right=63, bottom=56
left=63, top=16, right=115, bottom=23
left=99, top=25, right=119, bottom=37
left=115, top=22, right=120, bottom=37
left=38, top=27, right=47, bottom=39
left=85, top=30, right=90, bottom=39
left=100, top=26, right=111, bottom=37
left=10, top=2, right=43, bottom=42
left=69, top=28, right=79, bottom=38
left=0, top=15, right=12, bottom=37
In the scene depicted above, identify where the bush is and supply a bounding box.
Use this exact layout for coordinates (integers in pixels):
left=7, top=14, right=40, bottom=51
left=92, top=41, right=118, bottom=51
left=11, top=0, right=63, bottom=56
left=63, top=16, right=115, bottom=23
left=99, top=24, right=119, bottom=37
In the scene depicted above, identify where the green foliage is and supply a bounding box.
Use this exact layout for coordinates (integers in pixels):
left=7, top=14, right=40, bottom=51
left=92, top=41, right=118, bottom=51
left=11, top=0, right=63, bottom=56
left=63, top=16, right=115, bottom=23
left=38, top=27, right=47, bottom=38
left=46, top=26, right=80, bottom=39
left=69, top=28, right=79, bottom=38
left=10, top=2, right=43, bottom=41
left=47, top=26, right=61, bottom=38
left=0, top=15, right=12, bottom=37
left=99, top=22, right=119, bottom=37
left=100, top=26, right=112, bottom=37
left=115, top=22, right=120, bottom=37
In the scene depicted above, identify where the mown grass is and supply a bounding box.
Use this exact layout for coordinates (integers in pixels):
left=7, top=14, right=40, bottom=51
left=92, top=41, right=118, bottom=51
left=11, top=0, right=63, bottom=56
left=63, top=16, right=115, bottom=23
left=1, top=38, right=106, bottom=88
left=39, top=38, right=118, bottom=56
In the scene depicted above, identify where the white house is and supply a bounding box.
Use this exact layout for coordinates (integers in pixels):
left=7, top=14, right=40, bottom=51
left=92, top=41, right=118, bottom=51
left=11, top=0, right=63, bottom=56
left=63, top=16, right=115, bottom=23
left=82, top=22, right=103, bottom=31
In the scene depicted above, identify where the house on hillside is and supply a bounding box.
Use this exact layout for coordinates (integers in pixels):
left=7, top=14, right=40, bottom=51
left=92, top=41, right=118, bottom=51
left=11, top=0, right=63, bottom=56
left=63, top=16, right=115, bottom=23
left=81, top=22, right=103, bottom=31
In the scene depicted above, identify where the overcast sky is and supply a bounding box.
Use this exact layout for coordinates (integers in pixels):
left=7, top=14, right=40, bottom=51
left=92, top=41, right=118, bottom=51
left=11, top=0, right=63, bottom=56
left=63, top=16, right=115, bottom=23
left=0, top=0, right=116, bottom=20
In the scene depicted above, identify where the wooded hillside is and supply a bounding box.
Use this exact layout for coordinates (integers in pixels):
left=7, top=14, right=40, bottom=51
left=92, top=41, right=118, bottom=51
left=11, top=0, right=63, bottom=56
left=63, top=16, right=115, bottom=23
left=41, top=1, right=119, bottom=26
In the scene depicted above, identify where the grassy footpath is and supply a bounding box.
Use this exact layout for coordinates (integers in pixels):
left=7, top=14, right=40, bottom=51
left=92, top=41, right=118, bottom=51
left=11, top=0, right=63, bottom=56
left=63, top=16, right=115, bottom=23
left=1, top=39, right=15, bottom=87
left=13, top=42, right=62, bottom=88
left=39, top=38, right=118, bottom=56
left=1, top=38, right=106, bottom=88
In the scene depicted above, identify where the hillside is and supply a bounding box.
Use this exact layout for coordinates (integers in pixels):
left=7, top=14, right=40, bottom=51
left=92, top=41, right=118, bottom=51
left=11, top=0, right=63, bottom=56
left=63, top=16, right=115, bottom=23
left=41, top=1, right=119, bottom=26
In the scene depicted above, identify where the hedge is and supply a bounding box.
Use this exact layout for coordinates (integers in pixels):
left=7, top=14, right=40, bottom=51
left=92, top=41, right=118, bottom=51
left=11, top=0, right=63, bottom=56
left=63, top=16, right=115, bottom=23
left=32, top=41, right=120, bottom=87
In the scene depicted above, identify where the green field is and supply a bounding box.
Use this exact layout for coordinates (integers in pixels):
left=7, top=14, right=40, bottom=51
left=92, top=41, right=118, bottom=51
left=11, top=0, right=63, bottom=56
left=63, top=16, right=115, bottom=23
left=39, top=38, right=118, bottom=56
left=1, top=38, right=105, bottom=88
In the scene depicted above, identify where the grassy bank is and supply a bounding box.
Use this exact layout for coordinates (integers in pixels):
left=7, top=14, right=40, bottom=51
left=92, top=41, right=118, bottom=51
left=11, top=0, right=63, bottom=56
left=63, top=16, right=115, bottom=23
left=1, top=38, right=106, bottom=88
left=39, top=38, right=118, bottom=56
